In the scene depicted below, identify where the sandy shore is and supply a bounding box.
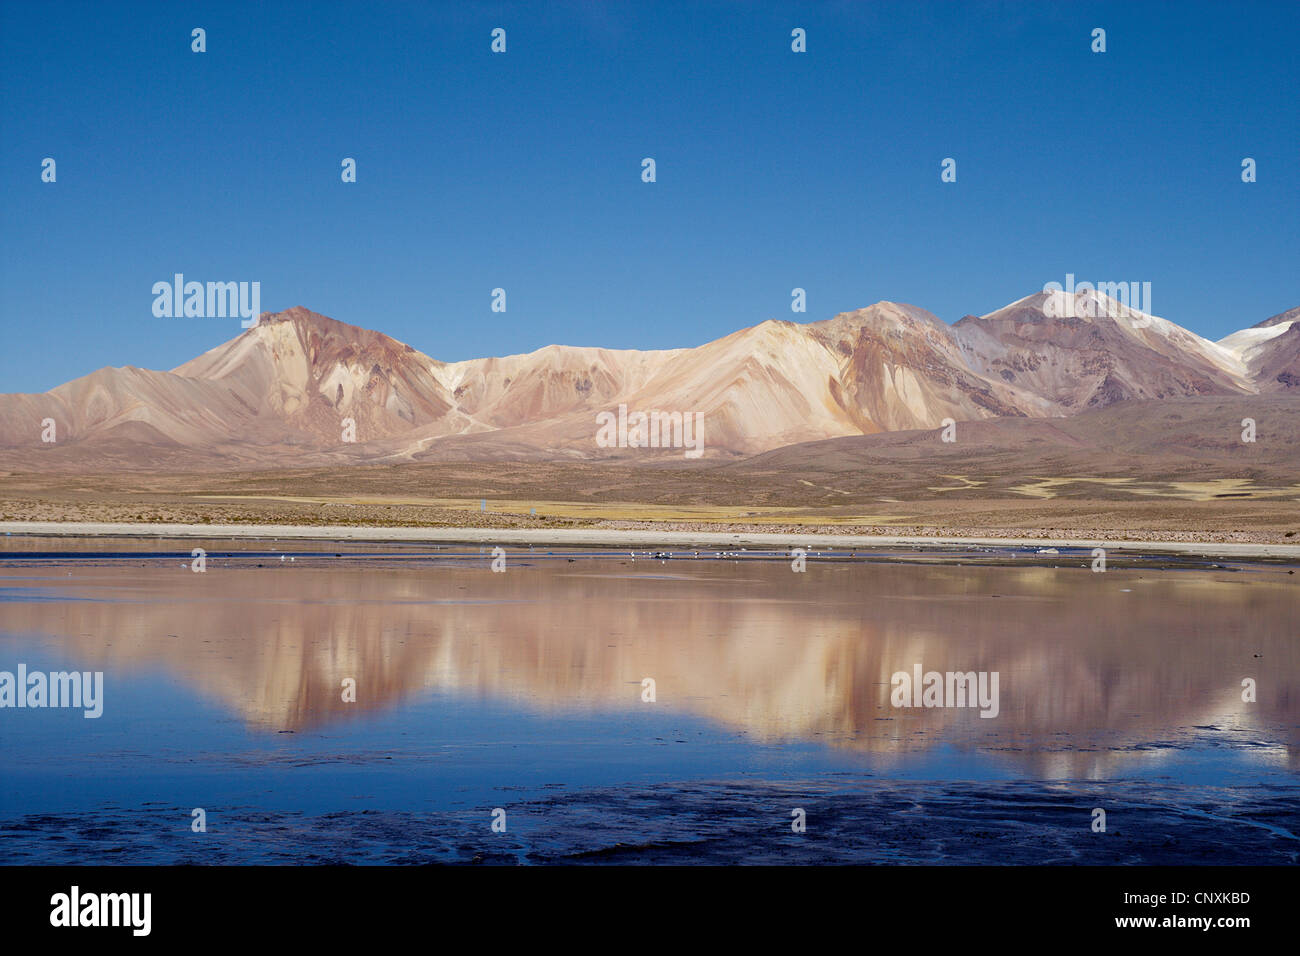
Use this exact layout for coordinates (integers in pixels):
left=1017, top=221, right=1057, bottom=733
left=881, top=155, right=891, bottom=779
left=3, top=520, right=1300, bottom=559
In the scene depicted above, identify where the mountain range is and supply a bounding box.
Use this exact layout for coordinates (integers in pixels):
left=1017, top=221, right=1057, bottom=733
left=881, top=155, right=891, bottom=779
left=2, top=290, right=1296, bottom=468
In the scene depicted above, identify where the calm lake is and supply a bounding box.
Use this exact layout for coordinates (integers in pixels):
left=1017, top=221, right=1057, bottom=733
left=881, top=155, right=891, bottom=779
left=1, top=536, right=1296, bottom=864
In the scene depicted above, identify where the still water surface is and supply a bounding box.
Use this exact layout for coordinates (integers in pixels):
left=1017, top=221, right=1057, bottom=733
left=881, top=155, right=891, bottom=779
left=1, top=537, right=1296, bottom=863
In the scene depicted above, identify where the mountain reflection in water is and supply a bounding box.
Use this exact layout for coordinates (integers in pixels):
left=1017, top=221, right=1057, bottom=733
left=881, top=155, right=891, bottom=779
left=2, top=544, right=1295, bottom=782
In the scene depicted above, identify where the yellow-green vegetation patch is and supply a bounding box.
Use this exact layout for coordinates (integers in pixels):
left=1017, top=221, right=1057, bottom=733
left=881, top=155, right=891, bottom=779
left=929, top=475, right=987, bottom=492
left=1124, top=479, right=1300, bottom=502
left=1009, top=476, right=1140, bottom=499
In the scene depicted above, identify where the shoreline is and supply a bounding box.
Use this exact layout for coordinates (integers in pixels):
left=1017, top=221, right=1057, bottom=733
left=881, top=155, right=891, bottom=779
left=3, top=520, right=1300, bottom=559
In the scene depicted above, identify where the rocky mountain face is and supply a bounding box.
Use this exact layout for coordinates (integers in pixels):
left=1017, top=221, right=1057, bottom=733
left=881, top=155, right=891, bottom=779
left=1217, top=306, right=1300, bottom=393
left=953, top=290, right=1251, bottom=410
left=0, top=294, right=1292, bottom=466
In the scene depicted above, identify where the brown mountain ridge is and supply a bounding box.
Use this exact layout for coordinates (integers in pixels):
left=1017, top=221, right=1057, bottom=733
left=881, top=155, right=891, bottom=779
left=1, top=291, right=1293, bottom=470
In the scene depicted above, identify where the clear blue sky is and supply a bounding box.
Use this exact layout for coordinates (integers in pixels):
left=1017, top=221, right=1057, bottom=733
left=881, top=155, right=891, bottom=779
left=2, top=0, right=1297, bottom=393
